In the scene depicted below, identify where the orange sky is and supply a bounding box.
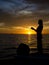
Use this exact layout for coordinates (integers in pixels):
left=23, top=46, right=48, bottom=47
left=0, top=0, right=49, bottom=34
left=0, top=26, right=48, bottom=34
left=0, top=12, right=49, bottom=34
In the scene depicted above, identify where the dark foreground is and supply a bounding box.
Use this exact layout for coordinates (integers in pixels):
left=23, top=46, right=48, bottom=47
left=0, top=53, right=49, bottom=65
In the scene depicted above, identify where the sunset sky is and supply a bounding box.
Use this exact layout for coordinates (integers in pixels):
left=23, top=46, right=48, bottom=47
left=0, top=0, right=49, bottom=34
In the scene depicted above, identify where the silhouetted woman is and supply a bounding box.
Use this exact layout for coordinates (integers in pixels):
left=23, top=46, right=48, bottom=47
left=31, top=19, right=43, bottom=54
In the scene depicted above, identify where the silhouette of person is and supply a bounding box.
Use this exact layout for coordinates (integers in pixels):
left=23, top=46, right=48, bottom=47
left=31, top=19, right=43, bottom=54
left=17, top=43, right=30, bottom=56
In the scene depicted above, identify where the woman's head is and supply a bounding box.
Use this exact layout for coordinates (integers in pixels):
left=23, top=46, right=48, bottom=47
left=38, top=19, right=43, bottom=25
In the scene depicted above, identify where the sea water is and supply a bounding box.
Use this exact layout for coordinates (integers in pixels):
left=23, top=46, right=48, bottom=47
left=0, top=34, right=49, bottom=59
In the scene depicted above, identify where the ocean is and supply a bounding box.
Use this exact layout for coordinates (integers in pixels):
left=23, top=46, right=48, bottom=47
left=0, top=34, right=49, bottom=59
left=15, top=34, right=49, bottom=53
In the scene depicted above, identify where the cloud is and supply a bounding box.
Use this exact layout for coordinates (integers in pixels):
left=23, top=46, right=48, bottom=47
left=25, top=0, right=49, bottom=4
left=12, top=26, right=31, bottom=30
left=18, top=10, right=32, bottom=15
left=44, top=21, right=49, bottom=29
left=0, top=23, right=5, bottom=26
left=0, top=8, right=49, bottom=28
left=0, top=9, right=32, bottom=27
left=24, top=0, right=49, bottom=13
left=0, top=0, right=49, bottom=32
left=0, top=0, right=49, bottom=15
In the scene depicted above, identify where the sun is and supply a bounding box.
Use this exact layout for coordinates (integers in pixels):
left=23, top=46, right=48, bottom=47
left=27, top=29, right=35, bottom=34
left=24, top=28, right=36, bottom=34
left=28, top=31, right=31, bottom=35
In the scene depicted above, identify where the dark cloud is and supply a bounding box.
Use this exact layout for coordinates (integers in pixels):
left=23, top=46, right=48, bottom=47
left=0, top=0, right=49, bottom=28
left=0, top=9, right=34, bottom=27
left=0, top=0, right=31, bottom=14
left=2, top=0, right=11, bottom=1
left=25, top=0, right=49, bottom=4
left=0, top=9, right=16, bottom=26
left=24, top=0, right=49, bottom=11
left=1, top=0, right=16, bottom=4
left=0, top=8, right=49, bottom=28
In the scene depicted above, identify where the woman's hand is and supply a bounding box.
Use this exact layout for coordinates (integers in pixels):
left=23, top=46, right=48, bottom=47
left=31, top=27, right=37, bottom=32
left=31, top=27, right=34, bottom=30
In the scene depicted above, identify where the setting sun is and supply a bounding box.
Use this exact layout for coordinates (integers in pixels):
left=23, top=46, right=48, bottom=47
left=28, top=31, right=31, bottom=35
left=25, top=29, right=36, bottom=34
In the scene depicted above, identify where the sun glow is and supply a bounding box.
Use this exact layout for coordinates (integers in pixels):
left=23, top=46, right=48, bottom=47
left=28, top=31, right=31, bottom=35
left=24, top=28, right=36, bottom=34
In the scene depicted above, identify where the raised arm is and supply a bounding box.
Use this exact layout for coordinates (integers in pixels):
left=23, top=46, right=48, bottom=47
left=31, top=27, right=37, bottom=32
